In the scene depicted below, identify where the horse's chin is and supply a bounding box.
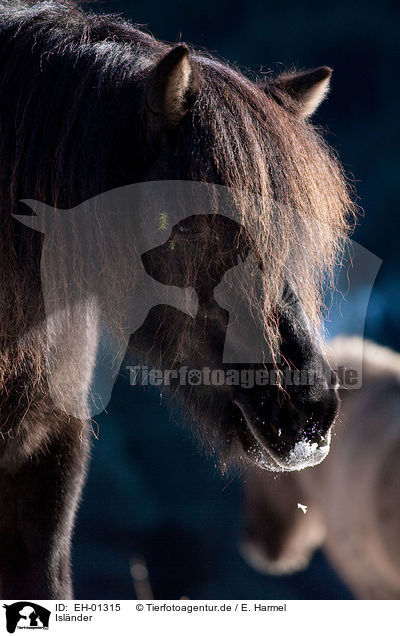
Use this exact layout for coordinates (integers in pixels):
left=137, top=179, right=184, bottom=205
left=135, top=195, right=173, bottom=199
left=251, top=430, right=332, bottom=472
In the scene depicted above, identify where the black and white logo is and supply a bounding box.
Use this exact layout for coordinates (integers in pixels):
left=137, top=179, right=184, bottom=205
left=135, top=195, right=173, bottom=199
left=3, top=603, right=50, bottom=633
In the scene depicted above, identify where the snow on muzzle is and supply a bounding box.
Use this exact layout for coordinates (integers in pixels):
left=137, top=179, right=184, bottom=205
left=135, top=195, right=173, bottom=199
left=233, top=385, right=339, bottom=471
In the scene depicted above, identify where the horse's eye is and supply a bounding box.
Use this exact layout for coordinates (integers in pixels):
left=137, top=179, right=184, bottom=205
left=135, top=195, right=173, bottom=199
left=177, top=223, right=191, bottom=234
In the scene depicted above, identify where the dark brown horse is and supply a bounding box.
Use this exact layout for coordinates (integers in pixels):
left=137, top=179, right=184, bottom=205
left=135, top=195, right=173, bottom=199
left=0, top=0, right=353, bottom=598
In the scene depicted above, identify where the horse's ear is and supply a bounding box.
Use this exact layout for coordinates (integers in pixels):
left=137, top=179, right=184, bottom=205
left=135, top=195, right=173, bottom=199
left=145, top=45, right=199, bottom=130
left=266, top=66, right=332, bottom=118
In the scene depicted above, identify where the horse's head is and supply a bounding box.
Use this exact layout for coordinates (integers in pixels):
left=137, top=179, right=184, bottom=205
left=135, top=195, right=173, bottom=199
left=131, top=45, right=352, bottom=471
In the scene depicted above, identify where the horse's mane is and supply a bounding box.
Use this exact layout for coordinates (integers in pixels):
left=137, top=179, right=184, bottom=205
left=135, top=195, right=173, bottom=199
left=0, top=0, right=355, bottom=395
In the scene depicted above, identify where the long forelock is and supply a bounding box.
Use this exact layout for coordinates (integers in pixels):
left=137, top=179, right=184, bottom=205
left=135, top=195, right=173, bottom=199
left=191, top=56, right=355, bottom=352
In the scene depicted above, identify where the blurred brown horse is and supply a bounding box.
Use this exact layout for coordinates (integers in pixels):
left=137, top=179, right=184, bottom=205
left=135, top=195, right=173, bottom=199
left=242, top=336, right=400, bottom=599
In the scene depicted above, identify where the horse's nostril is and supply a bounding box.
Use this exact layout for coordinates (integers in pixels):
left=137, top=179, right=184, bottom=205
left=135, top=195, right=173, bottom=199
left=277, top=400, right=303, bottom=438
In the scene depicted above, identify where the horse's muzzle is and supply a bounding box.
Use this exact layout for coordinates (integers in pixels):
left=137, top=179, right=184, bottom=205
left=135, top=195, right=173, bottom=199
left=233, top=386, right=339, bottom=471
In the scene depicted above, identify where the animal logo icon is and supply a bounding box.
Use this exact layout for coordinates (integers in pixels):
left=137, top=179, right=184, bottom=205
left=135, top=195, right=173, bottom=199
left=3, top=602, right=50, bottom=633
left=14, top=181, right=381, bottom=418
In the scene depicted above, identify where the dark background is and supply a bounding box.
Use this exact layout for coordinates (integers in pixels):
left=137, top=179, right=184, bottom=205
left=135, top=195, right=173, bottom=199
left=72, top=0, right=399, bottom=598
